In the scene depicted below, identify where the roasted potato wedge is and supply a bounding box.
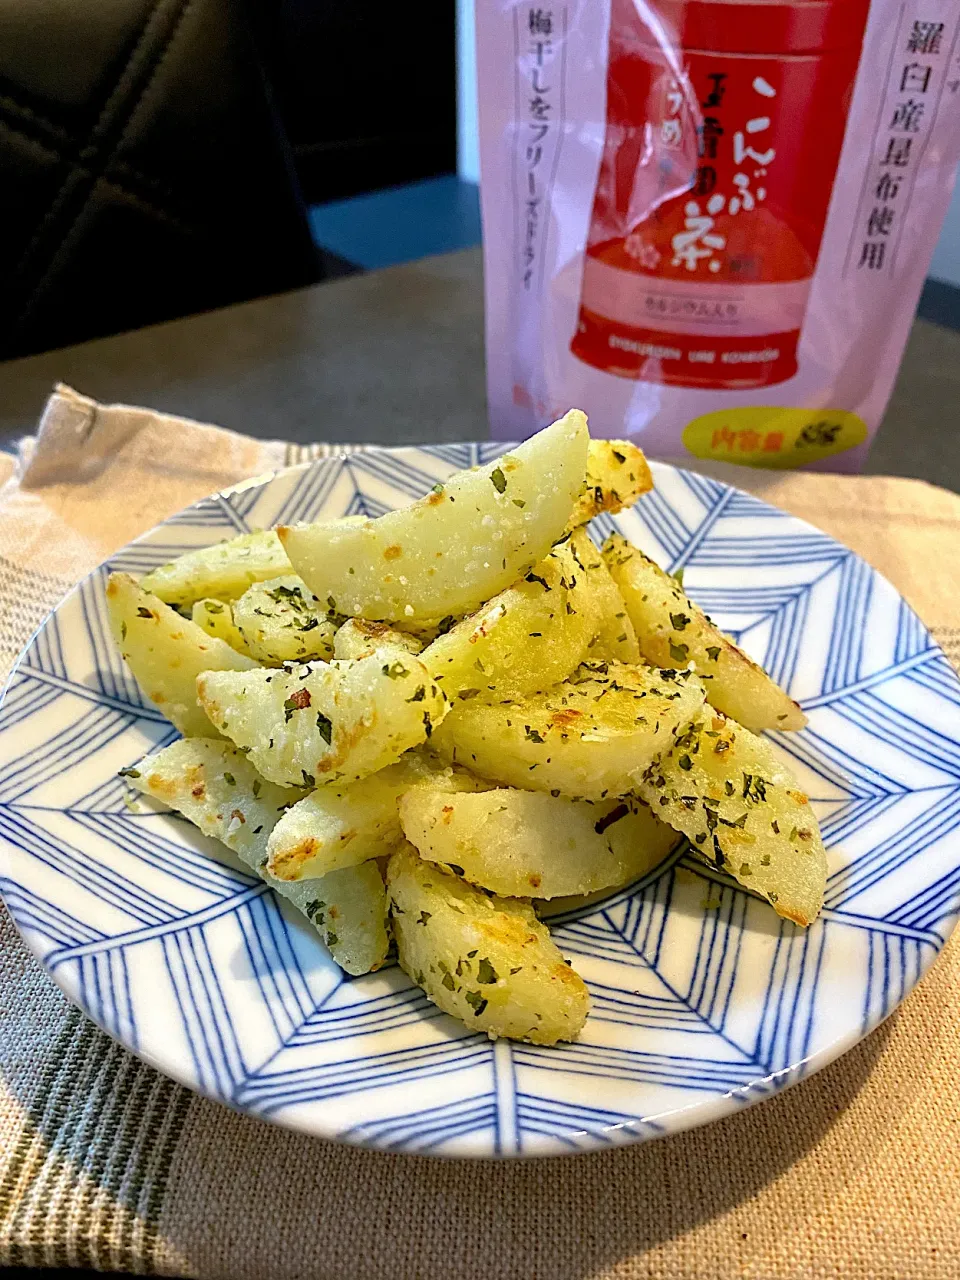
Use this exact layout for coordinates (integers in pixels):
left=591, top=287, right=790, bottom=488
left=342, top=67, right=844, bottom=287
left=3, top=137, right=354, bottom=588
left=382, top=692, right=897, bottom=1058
left=419, top=536, right=597, bottom=702
left=290, top=860, right=390, bottom=977
left=266, top=750, right=443, bottom=881
left=400, top=783, right=679, bottom=898
left=569, top=529, right=641, bottom=663
left=233, top=575, right=337, bottom=664
left=277, top=410, right=589, bottom=622
left=128, top=736, right=303, bottom=871
left=106, top=572, right=257, bottom=737
left=637, top=712, right=826, bottom=925
left=387, top=843, right=589, bottom=1044
left=191, top=598, right=253, bottom=657
left=432, top=661, right=705, bottom=800
left=567, top=439, right=653, bottom=528
left=333, top=617, right=424, bottom=660
left=603, top=534, right=806, bottom=732
left=140, top=530, right=292, bottom=606
left=197, top=644, right=449, bottom=788
left=130, top=737, right=389, bottom=973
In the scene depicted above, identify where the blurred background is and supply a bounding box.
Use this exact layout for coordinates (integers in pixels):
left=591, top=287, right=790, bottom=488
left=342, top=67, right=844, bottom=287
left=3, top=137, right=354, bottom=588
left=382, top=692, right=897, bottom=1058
left=1, top=0, right=959, bottom=483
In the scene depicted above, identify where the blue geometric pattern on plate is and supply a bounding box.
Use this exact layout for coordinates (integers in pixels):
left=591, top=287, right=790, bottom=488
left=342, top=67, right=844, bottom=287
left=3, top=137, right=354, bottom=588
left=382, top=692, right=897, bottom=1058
left=2, top=450, right=959, bottom=1158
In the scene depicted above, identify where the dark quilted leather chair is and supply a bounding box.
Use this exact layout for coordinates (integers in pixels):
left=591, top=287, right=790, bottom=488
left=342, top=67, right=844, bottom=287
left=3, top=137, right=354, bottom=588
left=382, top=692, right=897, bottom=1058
left=1, top=0, right=322, bottom=360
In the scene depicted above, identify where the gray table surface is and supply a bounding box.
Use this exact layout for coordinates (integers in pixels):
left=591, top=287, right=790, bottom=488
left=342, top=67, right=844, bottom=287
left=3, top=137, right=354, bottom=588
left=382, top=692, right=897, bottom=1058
left=1, top=246, right=958, bottom=490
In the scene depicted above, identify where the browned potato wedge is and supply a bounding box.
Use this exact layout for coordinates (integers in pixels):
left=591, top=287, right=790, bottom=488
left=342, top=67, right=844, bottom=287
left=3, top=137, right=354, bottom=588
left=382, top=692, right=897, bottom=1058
left=603, top=534, right=805, bottom=732
left=568, top=529, right=641, bottom=663
left=283, top=858, right=390, bottom=977
left=191, top=598, right=254, bottom=657
left=567, top=439, right=653, bottom=528
left=266, top=751, right=445, bottom=881
left=387, top=843, right=589, bottom=1044
left=432, top=661, right=706, bottom=800
left=197, top=645, right=449, bottom=788
left=140, top=530, right=293, bottom=606
left=105, top=572, right=257, bottom=737
left=637, top=712, right=826, bottom=926
left=419, top=537, right=597, bottom=703
left=233, top=575, right=337, bottom=664
left=399, top=783, right=679, bottom=898
left=130, top=738, right=389, bottom=974
left=277, top=411, right=589, bottom=622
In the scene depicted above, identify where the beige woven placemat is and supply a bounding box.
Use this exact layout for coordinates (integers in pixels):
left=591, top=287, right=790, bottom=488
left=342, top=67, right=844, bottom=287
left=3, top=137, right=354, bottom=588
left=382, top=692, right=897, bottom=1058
left=1, top=384, right=958, bottom=1279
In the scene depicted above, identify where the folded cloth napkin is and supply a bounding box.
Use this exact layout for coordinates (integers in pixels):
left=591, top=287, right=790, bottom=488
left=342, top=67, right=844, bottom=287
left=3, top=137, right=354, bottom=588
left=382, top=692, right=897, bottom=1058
left=1, top=385, right=958, bottom=1279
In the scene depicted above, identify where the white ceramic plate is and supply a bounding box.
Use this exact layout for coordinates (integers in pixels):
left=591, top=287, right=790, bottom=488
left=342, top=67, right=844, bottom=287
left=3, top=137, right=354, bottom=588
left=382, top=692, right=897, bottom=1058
left=2, top=445, right=959, bottom=1157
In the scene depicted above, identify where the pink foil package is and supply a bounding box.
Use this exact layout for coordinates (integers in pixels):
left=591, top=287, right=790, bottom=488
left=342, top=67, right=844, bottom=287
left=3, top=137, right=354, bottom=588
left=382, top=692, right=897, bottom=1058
left=477, top=1, right=960, bottom=470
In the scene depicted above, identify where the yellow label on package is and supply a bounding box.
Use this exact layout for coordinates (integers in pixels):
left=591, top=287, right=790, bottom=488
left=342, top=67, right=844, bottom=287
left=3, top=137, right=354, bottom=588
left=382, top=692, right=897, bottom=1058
left=682, top=408, right=869, bottom=470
